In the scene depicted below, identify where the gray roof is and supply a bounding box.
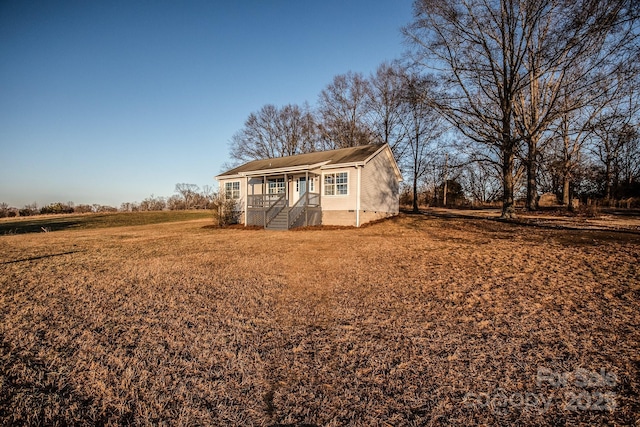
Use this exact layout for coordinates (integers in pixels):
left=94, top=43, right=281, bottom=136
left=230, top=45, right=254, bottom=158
left=218, top=144, right=386, bottom=176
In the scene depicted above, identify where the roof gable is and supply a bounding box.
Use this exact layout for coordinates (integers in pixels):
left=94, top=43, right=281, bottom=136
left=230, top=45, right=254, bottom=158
left=217, top=144, right=386, bottom=177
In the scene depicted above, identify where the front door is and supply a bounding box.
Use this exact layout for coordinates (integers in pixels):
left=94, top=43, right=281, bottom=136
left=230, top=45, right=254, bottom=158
left=295, top=177, right=307, bottom=203
left=299, top=177, right=307, bottom=196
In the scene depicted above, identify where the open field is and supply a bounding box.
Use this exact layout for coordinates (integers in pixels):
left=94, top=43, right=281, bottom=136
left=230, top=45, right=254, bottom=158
left=0, top=210, right=212, bottom=235
left=1, top=211, right=638, bottom=426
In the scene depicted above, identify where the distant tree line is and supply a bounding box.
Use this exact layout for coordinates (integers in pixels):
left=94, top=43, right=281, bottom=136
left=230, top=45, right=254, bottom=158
left=228, top=0, right=640, bottom=214
left=0, top=202, right=119, bottom=218
left=0, top=183, right=218, bottom=218
left=120, top=184, right=217, bottom=212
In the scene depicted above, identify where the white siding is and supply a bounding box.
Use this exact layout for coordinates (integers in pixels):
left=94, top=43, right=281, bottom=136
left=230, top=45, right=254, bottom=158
left=320, top=168, right=358, bottom=211
left=215, top=144, right=401, bottom=227
left=218, top=177, right=247, bottom=212
left=360, top=148, right=400, bottom=214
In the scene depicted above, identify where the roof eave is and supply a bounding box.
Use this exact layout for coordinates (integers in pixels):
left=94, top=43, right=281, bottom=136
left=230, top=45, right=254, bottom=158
left=217, top=161, right=331, bottom=179
left=215, top=173, right=243, bottom=180
left=215, top=143, right=404, bottom=181
left=320, top=161, right=366, bottom=170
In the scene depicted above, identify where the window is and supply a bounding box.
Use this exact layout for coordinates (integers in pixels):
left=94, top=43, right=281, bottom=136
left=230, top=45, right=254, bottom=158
left=324, top=172, right=348, bottom=196
left=268, top=178, right=285, bottom=194
left=295, top=177, right=315, bottom=193
left=225, top=181, right=240, bottom=199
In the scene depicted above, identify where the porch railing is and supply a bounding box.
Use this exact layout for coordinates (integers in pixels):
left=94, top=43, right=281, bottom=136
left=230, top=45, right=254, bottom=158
left=307, top=192, right=320, bottom=207
left=264, top=193, right=287, bottom=227
left=288, top=192, right=321, bottom=228
left=247, top=194, right=285, bottom=208
left=288, top=194, right=307, bottom=228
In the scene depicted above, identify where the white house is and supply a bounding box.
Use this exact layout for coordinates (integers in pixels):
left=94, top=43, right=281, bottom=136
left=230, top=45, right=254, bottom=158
left=215, top=143, right=403, bottom=229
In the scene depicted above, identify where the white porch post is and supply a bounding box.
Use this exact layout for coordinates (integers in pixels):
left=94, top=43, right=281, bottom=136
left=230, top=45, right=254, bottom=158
left=305, top=170, right=309, bottom=226
left=285, top=173, right=288, bottom=205
left=356, top=166, right=362, bottom=227
left=244, top=176, right=248, bottom=226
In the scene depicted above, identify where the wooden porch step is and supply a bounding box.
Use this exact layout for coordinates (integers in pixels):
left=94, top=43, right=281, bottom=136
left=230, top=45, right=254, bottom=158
left=265, top=208, right=290, bottom=230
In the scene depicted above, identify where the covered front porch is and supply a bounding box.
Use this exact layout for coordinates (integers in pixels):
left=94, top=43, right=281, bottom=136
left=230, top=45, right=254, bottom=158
left=244, top=171, right=322, bottom=230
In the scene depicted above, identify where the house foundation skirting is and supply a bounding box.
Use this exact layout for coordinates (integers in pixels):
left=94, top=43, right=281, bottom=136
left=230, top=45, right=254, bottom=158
left=245, top=207, right=321, bottom=228
left=322, top=210, right=397, bottom=227
left=241, top=209, right=396, bottom=228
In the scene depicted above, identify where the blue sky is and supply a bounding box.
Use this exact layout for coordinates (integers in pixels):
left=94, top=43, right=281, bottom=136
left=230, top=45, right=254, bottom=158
left=0, top=0, right=413, bottom=208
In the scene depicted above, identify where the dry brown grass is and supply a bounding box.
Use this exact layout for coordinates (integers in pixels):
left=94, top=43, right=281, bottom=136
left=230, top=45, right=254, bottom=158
left=1, top=213, right=638, bottom=426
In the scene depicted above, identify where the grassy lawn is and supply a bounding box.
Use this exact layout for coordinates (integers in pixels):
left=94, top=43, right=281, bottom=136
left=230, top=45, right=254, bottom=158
left=0, top=210, right=212, bottom=235
left=0, top=213, right=638, bottom=425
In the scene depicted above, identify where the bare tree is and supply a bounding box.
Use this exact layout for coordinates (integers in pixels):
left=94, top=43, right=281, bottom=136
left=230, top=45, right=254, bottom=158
left=516, top=0, right=638, bottom=210
left=201, top=184, right=215, bottom=205
left=277, top=103, right=318, bottom=156
left=551, top=102, right=592, bottom=208
left=230, top=104, right=317, bottom=163
left=139, top=194, right=166, bottom=211
left=175, top=183, right=200, bottom=210
left=400, top=72, right=446, bottom=212
left=367, top=62, right=408, bottom=157
left=19, top=203, right=38, bottom=216
left=166, top=195, right=184, bottom=211
left=591, top=94, right=640, bottom=200
left=617, top=126, right=640, bottom=191
left=74, top=204, right=93, bottom=214
left=404, top=0, right=531, bottom=217
left=317, top=71, right=375, bottom=149
left=460, top=161, right=502, bottom=205
left=543, top=69, right=639, bottom=207
left=404, top=0, right=638, bottom=217
left=93, top=205, right=117, bottom=213
left=0, top=202, right=9, bottom=218
left=230, top=104, right=279, bottom=162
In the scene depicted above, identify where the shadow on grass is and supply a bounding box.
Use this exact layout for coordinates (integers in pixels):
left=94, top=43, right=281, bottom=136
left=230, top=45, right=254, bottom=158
left=1, top=250, right=84, bottom=265
left=0, top=218, right=84, bottom=235
left=414, top=208, right=640, bottom=245
left=1, top=211, right=214, bottom=235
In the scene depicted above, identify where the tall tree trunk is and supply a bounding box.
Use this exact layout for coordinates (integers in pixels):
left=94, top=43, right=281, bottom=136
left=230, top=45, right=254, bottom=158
left=562, top=170, right=571, bottom=206
left=442, top=153, right=448, bottom=207
left=567, top=183, right=575, bottom=212
left=612, top=160, right=620, bottom=199
left=524, top=49, right=539, bottom=212
left=413, top=170, right=419, bottom=213
left=501, top=146, right=516, bottom=218
left=605, top=160, right=612, bottom=201
left=442, top=180, right=448, bottom=207
left=561, top=118, right=572, bottom=207
left=501, top=95, right=516, bottom=218
left=526, top=137, right=538, bottom=211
